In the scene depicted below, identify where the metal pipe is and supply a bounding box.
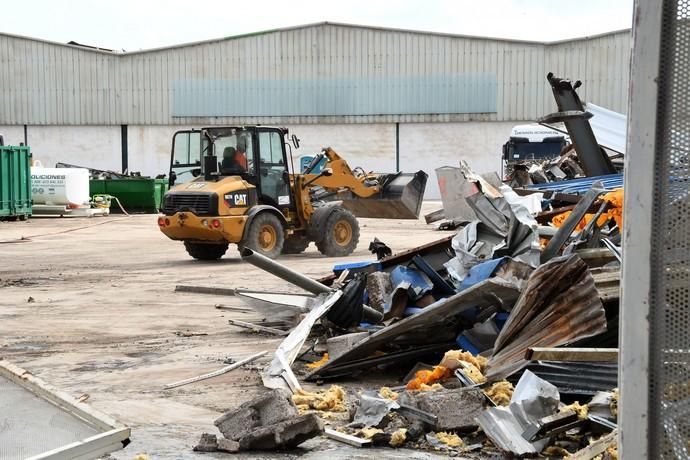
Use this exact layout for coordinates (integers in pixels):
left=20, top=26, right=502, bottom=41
left=362, top=306, right=383, bottom=323
left=241, top=248, right=331, bottom=295
left=241, top=248, right=384, bottom=323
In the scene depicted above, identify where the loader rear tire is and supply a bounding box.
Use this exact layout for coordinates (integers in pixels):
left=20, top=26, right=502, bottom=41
left=282, top=236, right=310, bottom=254
left=316, top=208, right=359, bottom=257
left=184, top=241, right=229, bottom=260
left=239, top=212, right=284, bottom=259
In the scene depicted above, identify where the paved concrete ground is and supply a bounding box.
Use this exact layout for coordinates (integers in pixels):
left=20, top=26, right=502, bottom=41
left=0, top=205, right=466, bottom=459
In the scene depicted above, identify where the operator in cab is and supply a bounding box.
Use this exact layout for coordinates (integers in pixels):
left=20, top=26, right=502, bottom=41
left=220, top=142, right=248, bottom=174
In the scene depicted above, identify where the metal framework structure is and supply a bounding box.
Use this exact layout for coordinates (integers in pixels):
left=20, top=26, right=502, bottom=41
left=0, top=360, right=130, bottom=459
left=620, top=0, right=690, bottom=458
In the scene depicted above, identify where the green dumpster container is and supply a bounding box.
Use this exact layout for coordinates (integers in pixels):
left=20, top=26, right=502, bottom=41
left=0, top=146, right=32, bottom=220
left=89, top=178, right=169, bottom=213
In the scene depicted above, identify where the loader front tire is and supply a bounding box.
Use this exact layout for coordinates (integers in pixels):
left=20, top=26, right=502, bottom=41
left=239, top=212, right=284, bottom=259
left=184, top=241, right=229, bottom=260
left=316, top=208, right=359, bottom=257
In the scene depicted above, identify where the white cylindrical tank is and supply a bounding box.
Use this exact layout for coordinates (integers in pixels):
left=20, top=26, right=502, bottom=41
left=31, top=167, right=90, bottom=206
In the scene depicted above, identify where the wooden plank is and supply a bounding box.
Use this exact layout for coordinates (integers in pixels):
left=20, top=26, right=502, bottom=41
left=175, top=285, right=236, bottom=296
left=214, top=305, right=253, bottom=313
left=163, top=351, right=267, bottom=389
left=228, top=319, right=290, bottom=336
left=526, top=347, right=619, bottom=362
left=324, top=428, right=372, bottom=447
left=568, top=430, right=618, bottom=460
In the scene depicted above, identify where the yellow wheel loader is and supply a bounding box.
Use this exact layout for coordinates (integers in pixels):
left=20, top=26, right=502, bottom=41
left=158, top=126, right=427, bottom=260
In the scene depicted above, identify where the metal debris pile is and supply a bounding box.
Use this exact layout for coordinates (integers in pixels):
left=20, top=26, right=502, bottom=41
left=187, top=75, right=627, bottom=455
left=187, top=158, right=623, bottom=458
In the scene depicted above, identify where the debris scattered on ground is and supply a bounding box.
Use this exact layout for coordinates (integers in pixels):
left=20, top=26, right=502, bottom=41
left=196, top=389, right=324, bottom=452
left=389, top=428, right=407, bottom=446
left=434, top=431, right=464, bottom=447
left=173, top=330, right=208, bottom=337
left=379, top=386, right=399, bottom=400
left=359, top=427, right=384, bottom=439
left=164, top=351, right=267, bottom=390
left=561, top=401, right=589, bottom=420
left=292, top=385, right=346, bottom=412
left=185, top=101, right=625, bottom=455
left=485, top=380, right=514, bottom=406
left=369, top=237, right=393, bottom=260
left=305, top=352, right=329, bottom=369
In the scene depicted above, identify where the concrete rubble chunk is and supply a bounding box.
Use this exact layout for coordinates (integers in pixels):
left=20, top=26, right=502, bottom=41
left=193, top=433, right=218, bottom=452
left=238, top=413, right=324, bottom=450
left=366, top=272, right=392, bottom=313
left=217, top=438, right=240, bottom=453
left=214, top=389, right=298, bottom=441
left=405, top=388, right=485, bottom=431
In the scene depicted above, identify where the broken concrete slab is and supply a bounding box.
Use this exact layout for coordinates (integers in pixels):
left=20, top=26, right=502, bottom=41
left=217, top=438, right=240, bottom=453
left=214, top=389, right=298, bottom=441
left=238, top=413, right=324, bottom=450
left=366, top=271, right=392, bottom=313
left=403, top=388, right=485, bottom=431
left=193, top=433, right=218, bottom=452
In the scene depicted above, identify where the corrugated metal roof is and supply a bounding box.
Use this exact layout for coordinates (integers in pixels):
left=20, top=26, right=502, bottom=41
left=526, top=174, right=624, bottom=194
left=511, top=361, right=618, bottom=396
left=0, top=22, right=632, bottom=55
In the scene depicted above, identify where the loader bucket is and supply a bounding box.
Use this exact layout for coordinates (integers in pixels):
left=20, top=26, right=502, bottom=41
left=339, top=170, right=428, bottom=219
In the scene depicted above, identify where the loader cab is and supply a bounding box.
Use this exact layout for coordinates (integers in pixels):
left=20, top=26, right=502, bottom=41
left=169, top=126, right=293, bottom=208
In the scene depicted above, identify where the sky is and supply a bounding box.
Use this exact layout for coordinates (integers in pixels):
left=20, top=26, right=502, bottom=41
left=2, top=0, right=634, bottom=51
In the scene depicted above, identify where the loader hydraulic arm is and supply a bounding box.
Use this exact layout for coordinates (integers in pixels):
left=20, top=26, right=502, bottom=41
left=301, top=147, right=380, bottom=198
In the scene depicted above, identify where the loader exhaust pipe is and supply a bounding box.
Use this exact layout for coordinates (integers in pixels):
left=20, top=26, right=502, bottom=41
left=240, top=248, right=384, bottom=323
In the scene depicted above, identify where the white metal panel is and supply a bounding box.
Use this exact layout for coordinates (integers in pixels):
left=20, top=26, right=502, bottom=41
left=619, top=0, right=661, bottom=458
left=585, top=103, right=628, bottom=154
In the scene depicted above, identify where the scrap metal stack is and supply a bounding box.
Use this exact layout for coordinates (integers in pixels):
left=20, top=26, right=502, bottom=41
left=193, top=159, right=622, bottom=458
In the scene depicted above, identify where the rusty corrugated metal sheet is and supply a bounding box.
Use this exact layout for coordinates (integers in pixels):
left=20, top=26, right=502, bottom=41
left=486, top=254, right=608, bottom=380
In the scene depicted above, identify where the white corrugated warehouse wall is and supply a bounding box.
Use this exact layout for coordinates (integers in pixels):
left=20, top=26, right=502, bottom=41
left=0, top=23, right=631, bottom=198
